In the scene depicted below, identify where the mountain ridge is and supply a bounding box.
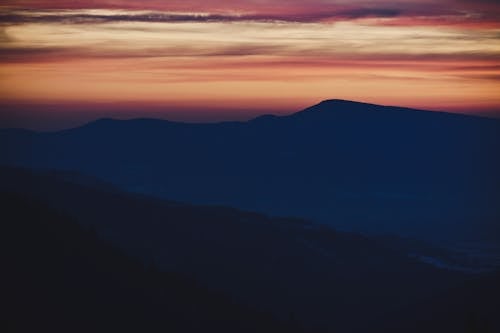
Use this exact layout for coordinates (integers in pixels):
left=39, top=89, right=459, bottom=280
left=2, top=99, right=499, bottom=133
left=1, top=191, right=295, bottom=333
left=62, top=99, right=500, bottom=131
left=1, top=99, right=498, bottom=242
left=0, top=166, right=471, bottom=332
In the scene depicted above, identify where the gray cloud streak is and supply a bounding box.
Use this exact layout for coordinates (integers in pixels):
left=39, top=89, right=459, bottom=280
left=0, top=8, right=451, bottom=25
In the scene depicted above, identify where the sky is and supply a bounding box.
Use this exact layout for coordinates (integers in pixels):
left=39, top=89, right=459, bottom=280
left=1, top=0, right=500, bottom=129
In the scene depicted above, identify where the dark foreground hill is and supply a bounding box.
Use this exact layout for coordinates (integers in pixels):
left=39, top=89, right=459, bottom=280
left=1, top=100, right=499, bottom=242
left=384, top=271, right=500, bottom=333
left=0, top=192, right=293, bottom=333
left=2, top=167, right=499, bottom=332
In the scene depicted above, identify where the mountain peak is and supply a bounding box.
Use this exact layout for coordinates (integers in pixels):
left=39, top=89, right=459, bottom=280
left=292, top=99, right=388, bottom=119
left=312, top=99, right=382, bottom=110
left=319, top=99, right=368, bottom=105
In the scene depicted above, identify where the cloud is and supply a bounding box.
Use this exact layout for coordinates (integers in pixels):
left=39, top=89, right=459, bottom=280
left=0, top=2, right=498, bottom=114
left=1, top=11, right=498, bottom=65
left=455, top=0, right=500, bottom=5
left=0, top=46, right=82, bottom=62
left=337, top=8, right=402, bottom=19
left=0, top=9, right=409, bottom=25
left=1, top=5, right=498, bottom=29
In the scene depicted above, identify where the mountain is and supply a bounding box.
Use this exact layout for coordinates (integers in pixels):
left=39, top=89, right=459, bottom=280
left=0, top=192, right=293, bottom=333
left=1, top=166, right=489, bottom=332
left=1, top=99, right=499, bottom=243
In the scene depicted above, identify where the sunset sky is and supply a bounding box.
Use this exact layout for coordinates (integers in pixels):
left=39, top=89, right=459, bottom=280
left=1, top=0, right=500, bottom=129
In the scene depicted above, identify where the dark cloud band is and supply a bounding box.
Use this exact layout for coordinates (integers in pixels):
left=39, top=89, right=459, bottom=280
left=0, top=8, right=457, bottom=25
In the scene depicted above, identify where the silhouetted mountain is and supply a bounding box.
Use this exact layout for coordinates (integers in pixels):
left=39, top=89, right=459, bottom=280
left=1, top=99, right=499, bottom=243
left=0, top=192, right=294, bottom=333
left=0, top=166, right=483, bottom=332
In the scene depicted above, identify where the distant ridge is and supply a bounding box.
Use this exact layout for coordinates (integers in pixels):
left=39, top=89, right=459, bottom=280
left=1, top=98, right=499, bottom=243
left=254, top=99, right=495, bottom=124
left=57, top=99, right=500, bottom=131
left=312, top=99, right=385, bottom=108
left=296, top=99, right=484, bottom=120
left=2, top=100, right=497, bottom=133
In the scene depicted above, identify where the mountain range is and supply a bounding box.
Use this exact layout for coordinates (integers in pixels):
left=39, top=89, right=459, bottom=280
left=2, top=166, right=499, bottom=332
left=2, top=97, right=500, bottom=332
left=1, top=191, right=292, bottom=333
left=2, top=99, right=499, bottom=242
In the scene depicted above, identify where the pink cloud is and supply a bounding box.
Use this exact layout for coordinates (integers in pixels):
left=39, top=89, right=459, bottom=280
left=1, top=0, right=499, bottom=27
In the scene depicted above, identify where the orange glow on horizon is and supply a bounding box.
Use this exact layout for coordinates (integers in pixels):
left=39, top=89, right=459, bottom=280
left=1, top=6, right=499, bottom=124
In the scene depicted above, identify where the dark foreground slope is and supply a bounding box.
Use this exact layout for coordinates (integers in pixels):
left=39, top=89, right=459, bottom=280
left=3, top=167, right=495, bottom=332
left=0, top=192, right=292, bottom=333
left=1, top=100, right=499, bottom=242
left=385, top=271, right=500, bottom=333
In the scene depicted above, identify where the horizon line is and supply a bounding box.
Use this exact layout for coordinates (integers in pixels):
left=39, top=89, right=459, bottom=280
left=1, top=98, right=499, bottom=132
